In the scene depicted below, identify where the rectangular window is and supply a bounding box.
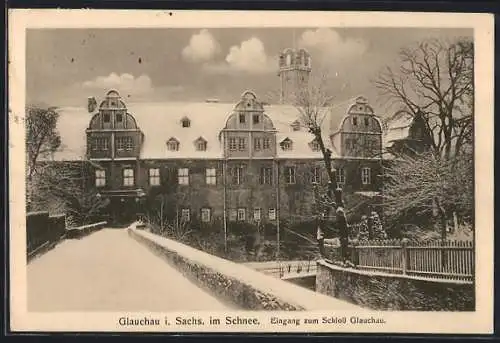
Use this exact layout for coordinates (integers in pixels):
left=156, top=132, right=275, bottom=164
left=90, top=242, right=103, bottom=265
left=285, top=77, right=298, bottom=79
left=229, top=138, right=237, bottom=151
left=362, top=167, right=371, bottom=185
left=253, top=114, right=260, bottom=124
left=181, top=208, right=190, bottom=222
left=206, top=168, right=216, bottom=185
left=92, top=137, right=109, bottom=151
left=285, top=166, right=296, bottom=184
left=231, top=166, right=245, bottom=185
left=253, top=208, right=261, bottom=222
left=268, top=208, right=276, bottom=221
left=229, top=209, right=237, bottom=222
left=149, top=168, right=160, bottom=186
left=116, top=113, right=123, bottom=122
left=263, top=138, right=271, bottom=150
left=260, top=167, right=273, bottom=185
left=123, top=168, right=134, bottom=186
left=352, top=117, right=358, bottom=126
left=116, top=137, right=133, bottom=151
left=364, top=117, right=369, bottom=126
left=254, top=138, right=262, bottom=151
left=95, top=170, right=106, bottom=187
left=311, top=167, right=321, bottom=184
left=239, top=114, right=246, bottom=124
left=337, top=168, right=346, bottom=184
left=237, top=208, right=246, bottom=221
left=178, top=168, right=189, bottom=185
left=103, top=113, right=110, bottom=123
left=281, top=141, right=292, bottom=151
left=197, top=141, right=207, bottom=151
left=311, top=141, right=321, bottom=152
left=201, top=208, right=211, bottom=223
left=238, top=138, right=246, bottom=151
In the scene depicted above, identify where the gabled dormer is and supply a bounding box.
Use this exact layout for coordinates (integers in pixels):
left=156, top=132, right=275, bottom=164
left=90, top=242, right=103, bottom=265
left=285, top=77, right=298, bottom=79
left=221, top=91, right=277, bottom=159
left=336, top=96, right=383, bottom=158
left=166, top=137, right=180, bottom=151
left=280, top=137, right=293, bottom=151
left=194, top=136, right=207, bottom=151
left=309, top=138, right=321, bottom=152
left=86, top=89, right=143, bottom=160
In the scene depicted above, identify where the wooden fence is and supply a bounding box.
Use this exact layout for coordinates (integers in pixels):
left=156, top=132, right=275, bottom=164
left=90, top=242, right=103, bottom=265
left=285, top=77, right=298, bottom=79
left=327, top=239, right=474, bottom=282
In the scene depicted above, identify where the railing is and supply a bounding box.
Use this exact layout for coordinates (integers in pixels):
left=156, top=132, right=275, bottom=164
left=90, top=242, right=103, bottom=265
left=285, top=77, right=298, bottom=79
left=245, top=260, right=317, bottom=279
left=326, top=239, right=474, bottom=282
left=279, top=260, right=317, bottom=279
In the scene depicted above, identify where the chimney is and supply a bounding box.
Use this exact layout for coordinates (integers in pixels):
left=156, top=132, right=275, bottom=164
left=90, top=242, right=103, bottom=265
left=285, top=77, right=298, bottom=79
left=87, top=96, right=97, bottom=113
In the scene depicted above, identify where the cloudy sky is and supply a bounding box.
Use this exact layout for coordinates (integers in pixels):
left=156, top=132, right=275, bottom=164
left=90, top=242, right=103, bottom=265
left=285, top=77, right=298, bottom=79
left=26, top=27, right=472, bottom=109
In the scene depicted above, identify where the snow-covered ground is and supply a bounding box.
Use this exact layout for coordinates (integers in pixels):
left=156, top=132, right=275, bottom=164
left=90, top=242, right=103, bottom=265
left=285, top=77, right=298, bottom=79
left=27, top=229, right=232, bottom=312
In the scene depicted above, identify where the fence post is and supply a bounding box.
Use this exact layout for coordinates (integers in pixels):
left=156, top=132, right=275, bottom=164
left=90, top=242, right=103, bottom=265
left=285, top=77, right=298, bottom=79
left=351, top=239, right=359, bottom=266
left=401, top=238, right=409, bottom=275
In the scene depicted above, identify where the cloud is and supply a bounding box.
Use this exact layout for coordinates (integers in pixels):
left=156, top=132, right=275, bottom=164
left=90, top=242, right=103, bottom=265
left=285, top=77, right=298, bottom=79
left=182, top=29, right=219, bottom=62
left=204, top=37, right=275, bottom=74
left=299, top=28, right=367, bottom=64
left=81, top=73, right=153, bottom=95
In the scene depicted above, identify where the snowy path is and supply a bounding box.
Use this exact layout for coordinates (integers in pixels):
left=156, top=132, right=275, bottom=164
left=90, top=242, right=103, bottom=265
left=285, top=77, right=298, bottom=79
left=28, top=229, right=233, bottom=312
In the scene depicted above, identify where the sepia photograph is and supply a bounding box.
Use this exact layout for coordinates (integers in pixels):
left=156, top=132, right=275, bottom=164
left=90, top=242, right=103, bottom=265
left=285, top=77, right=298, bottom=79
left=8, top=10, right=494, bottom=333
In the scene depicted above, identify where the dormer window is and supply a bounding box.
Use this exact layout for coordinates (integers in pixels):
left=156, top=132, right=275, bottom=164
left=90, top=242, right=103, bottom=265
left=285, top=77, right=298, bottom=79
left=239, top=114, right=246, bottom=124
left=310, top=139, right=321, bottom=152
left=195, top=137, right=207, bottom=151
left=116, top=113, right=123, bottom=122
left=352, top=116, right=358, bottom=126
left=280, top=138, right=293, bottom=151
left=181, top=117, right=191, bottom=128
left=103, top=113, right=110, bottom=123
left=364, top=117, right=369, bottom=126
left=167, top=137, right=180, bottom=151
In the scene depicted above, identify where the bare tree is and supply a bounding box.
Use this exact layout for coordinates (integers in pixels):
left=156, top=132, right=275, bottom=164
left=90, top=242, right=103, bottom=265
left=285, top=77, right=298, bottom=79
left=383, top=150, right=473, bottom=239
left=374, top=38, right=474, bottom=239
left=25, top=106, right=61, bottom=181
left=374, top=38, right=474, bottom=160
left=269, top=72, right=353, bottom=262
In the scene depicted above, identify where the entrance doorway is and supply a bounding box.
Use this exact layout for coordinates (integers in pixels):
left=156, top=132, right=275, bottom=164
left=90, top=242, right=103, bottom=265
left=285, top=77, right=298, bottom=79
left=111, top=197, right=137, bottom=226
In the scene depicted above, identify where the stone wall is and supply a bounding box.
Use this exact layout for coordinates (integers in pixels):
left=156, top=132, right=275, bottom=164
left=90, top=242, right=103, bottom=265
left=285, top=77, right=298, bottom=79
left=27, top=212, right=66, bottom=258
left=128, top=227, right=359, bottom=311
left=316, top=260, right=474, bottom=311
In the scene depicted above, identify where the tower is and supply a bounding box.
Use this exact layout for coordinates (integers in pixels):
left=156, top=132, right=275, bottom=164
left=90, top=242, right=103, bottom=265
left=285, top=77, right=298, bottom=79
left=278, top=48, right=311, bottom=104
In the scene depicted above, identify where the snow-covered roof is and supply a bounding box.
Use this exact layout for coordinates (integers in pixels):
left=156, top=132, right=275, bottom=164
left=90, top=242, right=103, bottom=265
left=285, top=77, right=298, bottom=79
left=48, top=97, right=353, bottom=161
left=382, top=115, right=414, bottom=149
left=48, top=94, right=403, bottom=162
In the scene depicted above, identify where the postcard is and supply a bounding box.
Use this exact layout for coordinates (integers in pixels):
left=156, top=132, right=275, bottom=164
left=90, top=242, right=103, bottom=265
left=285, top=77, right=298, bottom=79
left=8, top=9, right=494, bottom=334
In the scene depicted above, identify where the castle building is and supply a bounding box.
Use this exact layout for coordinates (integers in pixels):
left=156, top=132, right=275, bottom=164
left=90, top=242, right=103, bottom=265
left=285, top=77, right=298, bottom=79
left=45, top=48, right=389, bottom=225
